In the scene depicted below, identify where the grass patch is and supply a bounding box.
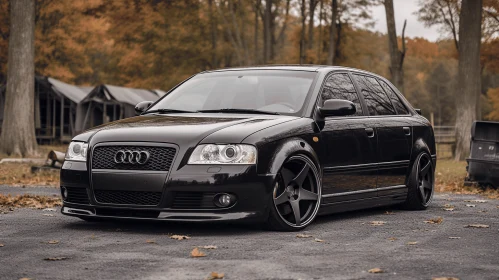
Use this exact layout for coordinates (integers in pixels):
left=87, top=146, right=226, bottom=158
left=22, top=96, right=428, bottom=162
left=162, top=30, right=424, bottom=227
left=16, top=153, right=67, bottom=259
left=435, top=160, right=499, bottom=199
left=0, top=163, right=59, bottom=186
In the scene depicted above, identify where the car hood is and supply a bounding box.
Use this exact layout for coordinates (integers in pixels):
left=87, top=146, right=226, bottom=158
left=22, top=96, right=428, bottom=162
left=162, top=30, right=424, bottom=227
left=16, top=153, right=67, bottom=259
left=74, top=113, right=299, bottom=146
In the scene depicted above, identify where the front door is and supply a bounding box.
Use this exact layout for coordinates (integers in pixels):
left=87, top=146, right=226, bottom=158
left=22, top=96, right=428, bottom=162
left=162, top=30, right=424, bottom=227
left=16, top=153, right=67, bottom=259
left=318, top=73, right=378, bottom=204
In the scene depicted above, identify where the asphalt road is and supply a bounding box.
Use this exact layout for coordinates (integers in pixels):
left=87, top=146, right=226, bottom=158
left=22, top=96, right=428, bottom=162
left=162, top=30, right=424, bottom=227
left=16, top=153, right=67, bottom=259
left=1, top=187, right=498, bottom=280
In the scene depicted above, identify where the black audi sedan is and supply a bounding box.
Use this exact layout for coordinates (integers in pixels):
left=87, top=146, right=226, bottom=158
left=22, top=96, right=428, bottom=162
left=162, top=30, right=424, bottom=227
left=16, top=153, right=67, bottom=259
left=61, top=65, right=436, bottom=231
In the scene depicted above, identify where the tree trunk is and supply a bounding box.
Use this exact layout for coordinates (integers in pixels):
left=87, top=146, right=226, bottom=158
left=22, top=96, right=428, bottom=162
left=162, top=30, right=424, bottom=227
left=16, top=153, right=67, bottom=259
left=326, top=0, right=337, bottom=65
left=384, top=0, right=405, bottom=91
left=263, top=0, right=271, bottom=63
left=317, top=0, right=323, bottom=62
left=0, top=0, right=37, bottom=157
left=299, top=0, right=306, bottom=64
left=454, top=0, right=483, bottom=161
left=254, top=0, right=260, bottom=64
left=307, top=0, right=317, bottom=52
left=209, top=0, right=217, bottom=68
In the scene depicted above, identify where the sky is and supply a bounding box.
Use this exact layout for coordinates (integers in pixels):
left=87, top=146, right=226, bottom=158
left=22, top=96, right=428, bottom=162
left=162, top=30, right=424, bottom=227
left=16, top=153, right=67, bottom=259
left=369, top=0, right=442, bottom=42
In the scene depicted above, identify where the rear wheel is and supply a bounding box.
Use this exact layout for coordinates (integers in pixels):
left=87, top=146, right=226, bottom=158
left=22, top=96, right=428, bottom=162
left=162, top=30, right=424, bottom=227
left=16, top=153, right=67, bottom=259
left=265, top=155, right=321, bottom=231
left=402, top=152, right=434, bottom=210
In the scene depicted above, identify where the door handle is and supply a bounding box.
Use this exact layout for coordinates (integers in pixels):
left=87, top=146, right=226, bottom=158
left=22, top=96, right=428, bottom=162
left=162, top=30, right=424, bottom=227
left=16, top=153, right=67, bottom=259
left=365, top=128, right=375, bottom=138
left=403, top=126, right=411, bottom=136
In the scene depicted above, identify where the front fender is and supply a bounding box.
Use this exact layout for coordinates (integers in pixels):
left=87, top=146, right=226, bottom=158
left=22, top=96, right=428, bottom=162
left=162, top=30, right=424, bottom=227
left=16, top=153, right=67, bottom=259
left=262, top=138, right=321, bottom=175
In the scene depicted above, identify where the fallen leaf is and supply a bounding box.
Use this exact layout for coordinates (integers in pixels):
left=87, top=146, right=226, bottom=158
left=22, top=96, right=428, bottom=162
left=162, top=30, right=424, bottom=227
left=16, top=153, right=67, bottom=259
left=424, top=217, right=443, bottom=224
left=43, top=214, right=54, bottom=217
left=368, top=268, right=384, bottom=273
left=207, top=272, right=225, bottom=280
left=432, top=277, right=460, bottom=280
left=191, top=247, right=206, bottom=258
left=465, top=204, right=476, bottom=208
left=296, top=234, right=313, bottom=238
left=44, top=257, right=68, bottom=261
left=465, top=224, right=489, bottom=228
left=0, top=244, right=4, bottom=247
left=170, top=235, right=190, bottom=240
left=388, top=237, right=397, bottom=242
left=370, top=221, right=386, bottom=226
left=146, top=240, right=156, bottom=244
left=448, top=237, right=461, bottom=239
left=478, top=210, right=487, bottom=213
left=443, top=208, right=454, bottom=211
left=19, top=278, right=33, bottom=280
left=47, top=240, right=59, bottom=244
left=314, top=238, right=324, bottom=242
left=464, top=199, right=486, bottom=203
left=197, top=245, right=217, bottom=249
left=384, top=211, right=394, bottom=215
left=407, top=241, right=418, bottom=245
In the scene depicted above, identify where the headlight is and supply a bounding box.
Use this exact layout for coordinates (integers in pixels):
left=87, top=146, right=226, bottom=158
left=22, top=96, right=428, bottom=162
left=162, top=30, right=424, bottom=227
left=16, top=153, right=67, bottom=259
left=65, top=142, right=88, bottom=162
left=188, top=144, right=257, bottom=164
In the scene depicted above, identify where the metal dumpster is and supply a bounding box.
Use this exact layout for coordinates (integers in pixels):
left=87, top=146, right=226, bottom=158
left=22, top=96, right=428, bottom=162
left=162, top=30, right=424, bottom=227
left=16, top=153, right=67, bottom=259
left=465, top=121, right=499, bottom=187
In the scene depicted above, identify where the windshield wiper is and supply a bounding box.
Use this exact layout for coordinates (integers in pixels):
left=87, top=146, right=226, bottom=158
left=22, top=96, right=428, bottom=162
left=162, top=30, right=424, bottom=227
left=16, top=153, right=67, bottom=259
left=143, top=108, right=197, bottom=114
left=198, top=108, right=280, bottom=115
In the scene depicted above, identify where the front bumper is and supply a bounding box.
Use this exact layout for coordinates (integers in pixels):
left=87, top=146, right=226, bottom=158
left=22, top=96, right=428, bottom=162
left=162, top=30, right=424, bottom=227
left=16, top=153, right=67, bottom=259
left=60, top=161, right=275, bottom=223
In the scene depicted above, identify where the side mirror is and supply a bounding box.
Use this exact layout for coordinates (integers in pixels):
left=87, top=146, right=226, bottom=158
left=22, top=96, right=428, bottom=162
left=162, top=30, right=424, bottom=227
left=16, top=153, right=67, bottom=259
left=415, top=108, right=422, bottom=115
left=135, top=101, right=154, bottom=115
left=319, top=99, right=356, bottom=117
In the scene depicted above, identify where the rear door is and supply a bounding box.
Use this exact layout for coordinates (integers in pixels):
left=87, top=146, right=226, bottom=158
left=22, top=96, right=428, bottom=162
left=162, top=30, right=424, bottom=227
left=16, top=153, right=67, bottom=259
left=318, top=72, right=379, bottom=204
left=351, top=74, right=412, bottom=196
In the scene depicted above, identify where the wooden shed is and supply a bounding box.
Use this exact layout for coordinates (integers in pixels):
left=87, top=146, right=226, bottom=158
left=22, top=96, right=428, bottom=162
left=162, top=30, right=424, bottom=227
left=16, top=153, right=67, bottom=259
left=75, top=84, right=159, bottom=134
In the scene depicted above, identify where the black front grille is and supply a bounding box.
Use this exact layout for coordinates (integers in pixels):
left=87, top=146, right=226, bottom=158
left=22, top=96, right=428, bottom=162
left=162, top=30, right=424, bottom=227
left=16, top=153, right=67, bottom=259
left=94, top=190, right=162, bottom=205
left=64, top=187, right=90, bottom=204
left=171, top=192, right=217, bottom=209
left=92, top=145, right=176, bottom=171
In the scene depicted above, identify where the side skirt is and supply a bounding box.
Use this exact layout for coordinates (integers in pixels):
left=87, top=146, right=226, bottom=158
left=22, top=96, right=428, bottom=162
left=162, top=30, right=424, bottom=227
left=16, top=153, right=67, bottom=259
left=318, top=193, right=407, bottom=216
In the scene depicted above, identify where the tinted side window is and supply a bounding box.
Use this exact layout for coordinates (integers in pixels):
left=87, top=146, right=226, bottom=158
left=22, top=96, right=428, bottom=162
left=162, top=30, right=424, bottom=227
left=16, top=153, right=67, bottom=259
left=378, top=79, right=409, bottom=115
left=352, top=74, right=396, bottom=116
left=321, top=73, right=363, bottom=116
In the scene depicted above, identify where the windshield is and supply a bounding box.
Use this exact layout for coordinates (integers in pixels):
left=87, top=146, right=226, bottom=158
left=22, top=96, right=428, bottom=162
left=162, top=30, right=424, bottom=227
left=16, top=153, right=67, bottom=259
left=147, top=70, right=317, bottom=116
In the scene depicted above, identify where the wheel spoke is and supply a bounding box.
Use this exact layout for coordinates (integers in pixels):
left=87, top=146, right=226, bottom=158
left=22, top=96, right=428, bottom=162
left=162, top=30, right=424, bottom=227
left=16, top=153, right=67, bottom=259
left=423, top=180, right=432, bottom=190
left=290, top=200, right=301, bottom=226
left=419, top=184, right=426, bottom=200
left=281, top=167, right=294, bottom=186
left=420, top=161, right=431, bottom=177
left=299, top=187, right=318, bottom=201
left=274, top=192, right=289, bottom=206
left=293, top=163, right=310, bottom=187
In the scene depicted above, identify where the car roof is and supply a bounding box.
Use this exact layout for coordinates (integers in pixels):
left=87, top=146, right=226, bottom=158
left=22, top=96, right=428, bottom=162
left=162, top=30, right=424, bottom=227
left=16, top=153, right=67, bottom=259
left=202, top=64, right=376, bottom=74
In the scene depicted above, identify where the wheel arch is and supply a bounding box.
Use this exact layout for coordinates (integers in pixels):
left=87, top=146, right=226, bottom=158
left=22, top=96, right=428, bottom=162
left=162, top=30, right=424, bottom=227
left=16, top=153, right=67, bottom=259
left=406, top=138, right=434, bottom=183
left=265, top=137, right=322, bottom=177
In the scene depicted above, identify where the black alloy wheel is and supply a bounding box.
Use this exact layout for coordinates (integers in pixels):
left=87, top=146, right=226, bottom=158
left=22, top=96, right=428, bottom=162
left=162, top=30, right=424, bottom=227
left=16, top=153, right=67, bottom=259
left=402, top=152, right=434, bottom=210
left=267, top=155, right=321, bottom=231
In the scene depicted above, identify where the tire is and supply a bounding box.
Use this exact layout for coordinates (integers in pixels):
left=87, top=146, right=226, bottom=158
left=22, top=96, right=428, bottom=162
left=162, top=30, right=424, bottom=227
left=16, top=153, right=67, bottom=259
left=401, top=152, right=434, bottom=210
left=265, top=155, right=322, bottom=231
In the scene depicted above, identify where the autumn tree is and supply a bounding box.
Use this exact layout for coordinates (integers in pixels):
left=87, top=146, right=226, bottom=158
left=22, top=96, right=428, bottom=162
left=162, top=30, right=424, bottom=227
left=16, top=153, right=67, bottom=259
left=384, top=0, right=406, bottom=91
left=454, top=0, right=483, bottom=160
left=0, top=0, right=37, bottom=156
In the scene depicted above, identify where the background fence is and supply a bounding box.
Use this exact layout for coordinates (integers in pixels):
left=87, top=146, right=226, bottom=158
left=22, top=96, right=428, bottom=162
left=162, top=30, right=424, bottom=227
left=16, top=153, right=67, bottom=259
left=434, top=125, right=456, bottom=159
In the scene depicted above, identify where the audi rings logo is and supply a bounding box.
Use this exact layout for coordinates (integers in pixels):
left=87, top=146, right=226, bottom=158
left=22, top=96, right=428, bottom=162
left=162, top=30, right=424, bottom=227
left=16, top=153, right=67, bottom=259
left=114, top=150, right=150, bottom=165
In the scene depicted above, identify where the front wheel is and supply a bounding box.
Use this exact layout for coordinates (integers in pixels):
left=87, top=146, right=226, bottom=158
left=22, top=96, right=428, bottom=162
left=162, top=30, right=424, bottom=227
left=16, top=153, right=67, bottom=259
left=265, top=155, right=322, bottom=231
left=402, top=152, right=434, bottom=210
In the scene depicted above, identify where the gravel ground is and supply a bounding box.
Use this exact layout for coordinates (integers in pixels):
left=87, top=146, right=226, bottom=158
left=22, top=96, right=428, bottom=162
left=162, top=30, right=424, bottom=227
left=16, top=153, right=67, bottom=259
left=0, top=187, right=498, bottom=280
